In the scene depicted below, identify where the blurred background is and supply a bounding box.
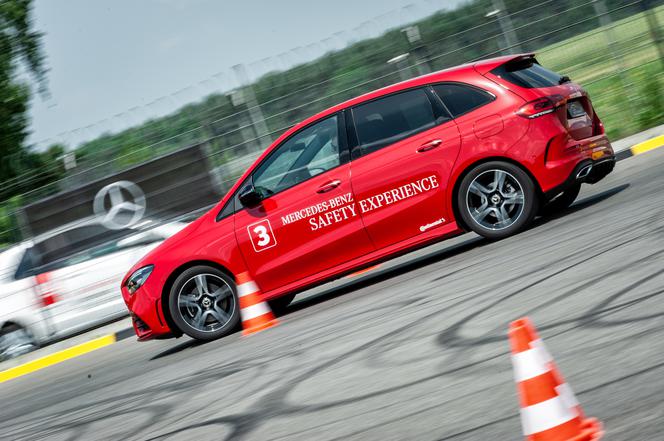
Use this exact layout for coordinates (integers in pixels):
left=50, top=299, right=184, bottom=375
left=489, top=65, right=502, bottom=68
left=0, top=0, right=662, bottom=356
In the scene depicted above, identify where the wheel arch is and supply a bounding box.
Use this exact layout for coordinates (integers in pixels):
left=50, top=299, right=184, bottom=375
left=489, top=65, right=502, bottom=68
left=1, top=320, right=24, bottom=333
left=450, top=156, right=543, bottom=231
left=0, top=319, right=38, bottom=345
left=160, top=259, right=235, bottom=335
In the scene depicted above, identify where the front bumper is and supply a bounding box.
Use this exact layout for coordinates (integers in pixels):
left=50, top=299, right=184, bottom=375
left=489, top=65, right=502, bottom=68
left=122, top=284, right=173, bottom=341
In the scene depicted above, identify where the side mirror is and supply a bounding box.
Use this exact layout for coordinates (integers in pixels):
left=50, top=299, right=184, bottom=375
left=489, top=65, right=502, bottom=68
left=238, top=184, right=263, bottom=208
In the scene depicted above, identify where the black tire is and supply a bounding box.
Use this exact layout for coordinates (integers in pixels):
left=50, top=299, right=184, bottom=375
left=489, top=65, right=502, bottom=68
left=268, top=293, right=296, bottom=316
left=0, top=324, right=38, bottom=361
left=168, top=266, right=240, bottom=341
left=457, top=161, right=539, bottom=240
left=541, top=183, right=581, bottom=216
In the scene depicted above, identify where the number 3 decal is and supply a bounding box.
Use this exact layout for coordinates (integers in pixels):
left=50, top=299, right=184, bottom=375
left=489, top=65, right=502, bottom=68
left=247, top=219, right=277, bottom=252
left=254, top=225, right=271, bottom=247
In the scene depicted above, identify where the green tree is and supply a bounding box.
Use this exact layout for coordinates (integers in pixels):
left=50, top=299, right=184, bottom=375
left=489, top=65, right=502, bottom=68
left=0, top=0, right=47, bottom=202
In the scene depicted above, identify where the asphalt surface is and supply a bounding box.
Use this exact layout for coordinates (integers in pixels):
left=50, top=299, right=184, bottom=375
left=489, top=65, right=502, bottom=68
left=1, top=148, right=663, bottom=440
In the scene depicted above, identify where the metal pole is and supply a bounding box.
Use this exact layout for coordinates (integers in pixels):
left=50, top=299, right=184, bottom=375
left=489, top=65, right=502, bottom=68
left=401, top=25, right=432, bottom=75
left=491, top=0, right=522, bottom=54
left=639, top=0, right=664, bottom=66
left=387, top=54, right=412, bottom=81
left=592, top=0, right=637, bottom=113
left=232, top=64, right=272, bottom=148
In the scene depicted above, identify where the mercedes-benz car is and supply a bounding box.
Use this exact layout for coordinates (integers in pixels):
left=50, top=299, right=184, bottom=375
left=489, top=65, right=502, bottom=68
left=0, top=219, right=183, bottom=360
left=122, top=54, right=615, bottom=342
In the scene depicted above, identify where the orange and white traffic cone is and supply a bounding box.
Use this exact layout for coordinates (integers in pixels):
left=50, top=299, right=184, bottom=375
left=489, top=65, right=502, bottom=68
left=509, top=317, right=603, bottom=441
left=236, top=271, right=278, bottom=336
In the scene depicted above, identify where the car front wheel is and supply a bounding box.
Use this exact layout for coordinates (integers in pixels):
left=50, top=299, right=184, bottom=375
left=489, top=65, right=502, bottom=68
left=0, top=324, right=38, bottom=361
left=457, top=161, right=539, bottom=240
left=168, top=266, right=240, bottom=341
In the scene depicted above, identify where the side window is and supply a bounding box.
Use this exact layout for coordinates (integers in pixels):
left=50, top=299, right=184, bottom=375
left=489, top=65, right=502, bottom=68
left=33, top=225, right=131, bottom=270
left=352, top=88, right=437, bottom=156
left=252, top=115, right=341, bottom=197
left=14, top=247, right=39, bottom=280
left=432, top=83, right=494, bottom=118
left=216, top=198, right=234, bottom=222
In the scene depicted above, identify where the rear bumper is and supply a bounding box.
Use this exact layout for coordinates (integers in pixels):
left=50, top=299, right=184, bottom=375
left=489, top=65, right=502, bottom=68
left=508, top=108, right=615, bottom=195
left=544, top=156, right=615, bottom=200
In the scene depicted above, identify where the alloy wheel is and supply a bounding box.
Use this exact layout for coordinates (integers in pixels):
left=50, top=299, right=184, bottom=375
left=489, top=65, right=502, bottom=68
left=466, top=169, right=525, bottom=230
left=177, top=273, right=236, bottom=333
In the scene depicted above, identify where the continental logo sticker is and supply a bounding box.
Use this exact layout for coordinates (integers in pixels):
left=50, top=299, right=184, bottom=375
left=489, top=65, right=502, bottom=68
left=420, top=217, right=445, bottom=232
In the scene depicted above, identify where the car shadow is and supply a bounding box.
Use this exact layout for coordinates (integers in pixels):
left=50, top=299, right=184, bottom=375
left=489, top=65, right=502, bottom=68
left=284, top=235, right=487, bottom=315
left=149, top=337, right=213, bottom=360
left=531, top=183, right=630, bottom=227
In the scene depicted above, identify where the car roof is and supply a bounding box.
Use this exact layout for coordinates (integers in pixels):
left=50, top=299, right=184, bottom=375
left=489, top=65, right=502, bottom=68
left=276, top=53, right=534, bottom=141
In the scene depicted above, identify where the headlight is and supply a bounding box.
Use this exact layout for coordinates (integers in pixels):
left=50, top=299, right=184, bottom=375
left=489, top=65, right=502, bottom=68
left=126, top=265, right=154, bottom=294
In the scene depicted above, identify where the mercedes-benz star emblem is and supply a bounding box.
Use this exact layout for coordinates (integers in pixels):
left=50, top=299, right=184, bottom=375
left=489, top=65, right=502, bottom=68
left=93, top=180, right=146, bottom=230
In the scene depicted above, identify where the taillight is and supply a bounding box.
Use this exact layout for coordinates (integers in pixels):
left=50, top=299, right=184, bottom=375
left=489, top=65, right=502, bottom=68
left=516, top=94, right=565, bottom=119
left=35, top=273, right=59, bottom=307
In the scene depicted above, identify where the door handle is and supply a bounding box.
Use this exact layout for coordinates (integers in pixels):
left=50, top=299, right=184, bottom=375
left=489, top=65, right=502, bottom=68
left=417, top=139, right=443, bottom=153
left=317, top=179, right=341, bottom=193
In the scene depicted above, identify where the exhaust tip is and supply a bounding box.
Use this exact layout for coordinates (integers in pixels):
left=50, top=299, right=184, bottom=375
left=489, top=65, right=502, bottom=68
left=576, top=164, right=593, bottom=180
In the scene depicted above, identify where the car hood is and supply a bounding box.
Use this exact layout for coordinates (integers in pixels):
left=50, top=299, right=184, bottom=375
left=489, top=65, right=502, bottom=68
left=122, top=213, right=211, bottom=282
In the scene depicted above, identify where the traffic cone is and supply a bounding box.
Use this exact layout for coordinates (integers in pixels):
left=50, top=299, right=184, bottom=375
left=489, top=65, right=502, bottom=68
left=509, top=317, right=603, bottom=441
left=236, top=271, right=278, bottom=335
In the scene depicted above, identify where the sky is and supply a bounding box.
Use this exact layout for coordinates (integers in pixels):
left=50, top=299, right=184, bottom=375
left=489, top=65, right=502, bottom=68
left=28, top=0, right=466, bottom=150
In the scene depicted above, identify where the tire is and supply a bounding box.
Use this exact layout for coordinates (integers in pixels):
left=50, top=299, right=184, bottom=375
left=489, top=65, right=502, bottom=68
left=168, top=266, right=240, bottom=341
left=541, top=183, right=581, bottom=216
left=268, top=293, right=296, bottom=316
left=0, top=324, right=38, bottom=361
left=457, top=161, right=539, bottom=240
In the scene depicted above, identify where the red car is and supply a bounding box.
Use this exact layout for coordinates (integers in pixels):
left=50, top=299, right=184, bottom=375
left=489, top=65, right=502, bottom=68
left=122, top=54, right=615, bottom=341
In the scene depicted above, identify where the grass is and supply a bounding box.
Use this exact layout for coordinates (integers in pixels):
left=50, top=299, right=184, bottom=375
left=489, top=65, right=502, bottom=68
left=537, top=5, right=664, bottom=140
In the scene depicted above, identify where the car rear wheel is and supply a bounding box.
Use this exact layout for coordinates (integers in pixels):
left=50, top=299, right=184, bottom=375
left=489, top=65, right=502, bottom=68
left=458, top=161, right=538, bottom=240
left=168, top=266, right=240, bottom=341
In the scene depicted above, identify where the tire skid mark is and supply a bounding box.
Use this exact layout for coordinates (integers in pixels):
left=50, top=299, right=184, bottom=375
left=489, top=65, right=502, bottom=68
left=2, top=158, right=664, bottom=440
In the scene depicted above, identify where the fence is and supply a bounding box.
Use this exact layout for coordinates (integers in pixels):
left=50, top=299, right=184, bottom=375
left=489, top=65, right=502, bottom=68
left=1, top=0, right=663, bottom=248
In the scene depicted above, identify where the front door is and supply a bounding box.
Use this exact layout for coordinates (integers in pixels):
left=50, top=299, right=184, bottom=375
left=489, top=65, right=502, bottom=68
left=234, top=114, right=374, bottom=293
left=348, top=87, right=461, bottom=249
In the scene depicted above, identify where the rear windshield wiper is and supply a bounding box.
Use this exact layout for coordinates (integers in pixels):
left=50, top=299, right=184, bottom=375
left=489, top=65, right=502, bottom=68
left=558, top=75, right=571, bottom=84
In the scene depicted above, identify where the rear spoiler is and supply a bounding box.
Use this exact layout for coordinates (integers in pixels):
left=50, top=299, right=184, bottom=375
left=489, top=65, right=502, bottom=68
left=473, top=53, right=536, bottom=75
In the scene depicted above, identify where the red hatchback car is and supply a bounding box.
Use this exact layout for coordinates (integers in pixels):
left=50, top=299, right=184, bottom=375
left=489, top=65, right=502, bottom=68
left=122, top=54, right=615, bottom=341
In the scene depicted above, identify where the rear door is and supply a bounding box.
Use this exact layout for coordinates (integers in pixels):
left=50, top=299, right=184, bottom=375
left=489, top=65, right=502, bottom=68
left=234, top=113, right=374, bottom=293
left=348, top=87, right=461, bottom=249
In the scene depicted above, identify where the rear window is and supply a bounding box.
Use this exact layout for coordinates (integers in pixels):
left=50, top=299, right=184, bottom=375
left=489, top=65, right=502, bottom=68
left=432, top=83, right=494, bottom=118
left=490, top=58, right=563, bottom=89
left=14, top=225, right=136, bottom=277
